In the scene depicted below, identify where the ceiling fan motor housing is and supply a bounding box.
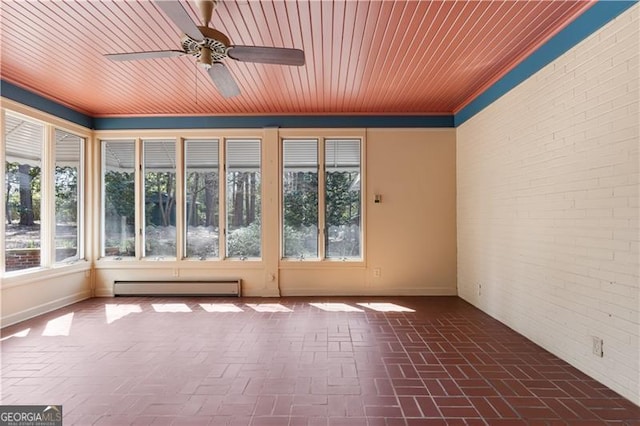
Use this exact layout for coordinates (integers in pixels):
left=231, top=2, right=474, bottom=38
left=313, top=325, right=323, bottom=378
left=182, top=26, right=231, bottom=66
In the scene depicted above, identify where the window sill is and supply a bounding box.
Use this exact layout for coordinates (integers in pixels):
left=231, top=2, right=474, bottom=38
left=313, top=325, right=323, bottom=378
left=279, top=259, right=365, bottom=269
left=95, top=259, right=264, bottom=269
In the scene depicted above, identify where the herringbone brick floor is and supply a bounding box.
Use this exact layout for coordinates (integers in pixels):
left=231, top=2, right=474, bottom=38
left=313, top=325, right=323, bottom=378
left=1, top=296, right=639, bottom=425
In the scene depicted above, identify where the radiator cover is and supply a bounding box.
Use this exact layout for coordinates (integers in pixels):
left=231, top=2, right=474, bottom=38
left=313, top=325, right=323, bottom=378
left=114, top=280, right=241, bottom=297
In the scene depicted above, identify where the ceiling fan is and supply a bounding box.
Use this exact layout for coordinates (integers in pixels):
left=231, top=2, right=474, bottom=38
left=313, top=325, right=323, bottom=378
left=105, top=0, right=305, bottom=98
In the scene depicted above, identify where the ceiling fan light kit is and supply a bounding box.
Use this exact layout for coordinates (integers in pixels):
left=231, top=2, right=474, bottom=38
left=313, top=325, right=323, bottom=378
left=105, top=0, right=305, bottom=98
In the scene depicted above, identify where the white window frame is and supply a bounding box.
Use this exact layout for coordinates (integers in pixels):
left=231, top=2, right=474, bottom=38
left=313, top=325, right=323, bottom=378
left=280, top=136, right=364, bottom=262
left=224, top=138, right=263, bottom=260
left=2, top=107, right=87, bottom=276
left=98, top=135, right=263, bottom=263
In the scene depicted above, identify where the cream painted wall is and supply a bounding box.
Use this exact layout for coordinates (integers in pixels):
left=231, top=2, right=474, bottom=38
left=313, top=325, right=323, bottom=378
left=1, top=267, right=91, bottom=327
left=457, top=5, right=639, bottom=404
left=280, top=128, right=457, bottom=296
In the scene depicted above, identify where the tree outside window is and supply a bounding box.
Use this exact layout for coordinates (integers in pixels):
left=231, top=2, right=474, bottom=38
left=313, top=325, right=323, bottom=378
left=226, top=139, right=261, bottom=258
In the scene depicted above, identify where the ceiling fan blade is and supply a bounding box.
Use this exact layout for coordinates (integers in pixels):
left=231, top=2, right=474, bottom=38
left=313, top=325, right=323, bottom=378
left=105, top=50, right=186, bottom=61
left=228, top=46, right=305, bottom=66
left=208, top=62, right=241, bottom=98
left=154, top=0, right=203, bottom=41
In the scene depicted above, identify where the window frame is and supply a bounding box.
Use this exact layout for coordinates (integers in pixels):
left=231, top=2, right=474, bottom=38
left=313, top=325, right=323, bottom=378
left=2, top=106, right=88, bottom=277
left=98, top=134, right=264, bottom=263
left=224, top=138, right=263, bottom=260
left=183, top=138, right=221, bottom=261
left=54, top=128, right=85, bottom=265
left=280, top=135, right=364, bottom=263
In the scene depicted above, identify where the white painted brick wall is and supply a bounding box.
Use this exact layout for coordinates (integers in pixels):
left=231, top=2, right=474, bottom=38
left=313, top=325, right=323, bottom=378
left=457, top=5, right=639, bottom=405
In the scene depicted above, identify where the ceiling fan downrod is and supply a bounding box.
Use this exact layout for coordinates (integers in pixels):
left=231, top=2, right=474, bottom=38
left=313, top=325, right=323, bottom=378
left=198, top=0, right=217, bottom=26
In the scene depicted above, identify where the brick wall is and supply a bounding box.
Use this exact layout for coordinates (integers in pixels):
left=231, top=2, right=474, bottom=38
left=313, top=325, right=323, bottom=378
left=457, top=5, right=639, bottom=404
left=5, top=248, right=78, bottom=271
left=5, top=249, right=41, bottom=271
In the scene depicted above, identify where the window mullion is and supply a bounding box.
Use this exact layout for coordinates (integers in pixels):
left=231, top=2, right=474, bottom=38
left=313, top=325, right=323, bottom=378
left=135, top=137, right=143, bottom=260
left=175, top=138, right=185, bottom=260
left=41, top=124, right=56, bottom=267
left=219, top=138, right=227, bottom=260
left=318, top=138, right=326, bottom=260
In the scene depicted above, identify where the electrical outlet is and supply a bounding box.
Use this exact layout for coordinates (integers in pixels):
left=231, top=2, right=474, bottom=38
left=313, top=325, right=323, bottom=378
left=478, top=283, right=482, bottom=297
left=592, top=336, right=604, bottom=358
left=373, top=268, right=381, bottom=278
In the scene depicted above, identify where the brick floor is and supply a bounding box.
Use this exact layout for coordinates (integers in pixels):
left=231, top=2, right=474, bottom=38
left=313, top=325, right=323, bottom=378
left=1, top=296, right=639, bottom=425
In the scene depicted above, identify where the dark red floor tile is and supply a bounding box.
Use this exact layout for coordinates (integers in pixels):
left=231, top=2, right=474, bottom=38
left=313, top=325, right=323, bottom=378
left=1, top=296, right=638, bottom=426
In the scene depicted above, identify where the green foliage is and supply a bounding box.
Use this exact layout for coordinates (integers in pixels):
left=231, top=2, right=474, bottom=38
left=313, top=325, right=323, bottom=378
left=55, top=166, right=78, bottom=223
left=326, top=171, right=360, bottom=226
left=283, top=172, right=318, bottom=228
left=227, top=222, right=261, bottom=258
left=104, top=171, right=135, bottom=221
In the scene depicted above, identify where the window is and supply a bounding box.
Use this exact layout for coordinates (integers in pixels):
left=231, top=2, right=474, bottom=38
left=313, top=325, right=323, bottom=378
left=281, top=138, right=362, bottom=260
left=55, top=129, right=83, bottom=263
left=185, top=139, right=219, bottom=259
left=282, top=139, right=318, bottom=259
left=102, top=140, right=135, bottom=258
left=4, top=113, right=44, bottom=272
left=2, top=110, right=86, bottom=274
left=100, top=138, right=262, bottom=261
left=325, top=139, right=361, bottom=259
left=226, top=139, right=261, bottom=258
left=143, top=139, right=177, bottom=259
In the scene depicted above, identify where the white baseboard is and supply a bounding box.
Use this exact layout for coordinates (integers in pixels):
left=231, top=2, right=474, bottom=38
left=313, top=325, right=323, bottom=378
left=1, top=290, right=92, bottom=328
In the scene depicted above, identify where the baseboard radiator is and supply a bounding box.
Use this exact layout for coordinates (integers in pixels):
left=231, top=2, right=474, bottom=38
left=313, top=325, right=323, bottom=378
left=114, top=279, right=241, bottom=297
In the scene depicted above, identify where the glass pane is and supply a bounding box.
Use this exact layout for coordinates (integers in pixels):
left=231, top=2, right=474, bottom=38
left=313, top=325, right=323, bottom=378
left=4, top=113, right=43, bottom=271
left=143, top=139, right=177, bottom=258
left=55, top=129, right=82, bottom=263
left=282, top=139, right=318, bottom=259
left=185, top=139, right=219, bottom=259
left=325, top=139, right=362, bottom=259
left=102, top=140, right=135, bottom=257
left=226, top=139, right=261, bottom=258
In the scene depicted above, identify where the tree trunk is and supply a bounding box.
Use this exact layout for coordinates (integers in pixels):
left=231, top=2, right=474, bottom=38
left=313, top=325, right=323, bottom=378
left=188, top=173, right=199, bottom=226
left=18, top=164, right=34, bottom=226
left=247, top=173, right=256, bottom=224
left=233, top=173, right=245, bottom=226
left=204, top=173, right=215, bottom=227
left=5, top=180, right=12, bottom=224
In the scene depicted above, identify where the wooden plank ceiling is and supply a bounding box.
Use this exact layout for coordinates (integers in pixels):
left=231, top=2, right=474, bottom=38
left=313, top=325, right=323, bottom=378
left=0, top=0, right=594, bottom=117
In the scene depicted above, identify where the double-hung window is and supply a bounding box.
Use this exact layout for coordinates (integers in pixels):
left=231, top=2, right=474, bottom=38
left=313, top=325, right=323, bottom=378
left=143, top=139, right=177, bottom=259
left=54, top=129, right=83, bottom=263
left=282, top=138, right=362, bottom=260
left=225, top=139, right=261, bottom=259
left=102, top=140, right=136, bottom=258
left=185, top=139, right=220, bottom=260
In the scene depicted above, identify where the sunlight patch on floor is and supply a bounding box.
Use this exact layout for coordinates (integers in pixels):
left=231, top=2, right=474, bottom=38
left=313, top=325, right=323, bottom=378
left=42, top=313, right=74, bottom=336
left=245, top=303, right=293, bottom=313
left=0, top=328, right=31, bottom=341
left=357, top=302, right=415, bottom=312
left=309, top=303, right=364, bottom=312
left=105, top=304, right=142, bottom=324
left=200, top=303, right=244, bottom=312
left=152, top=303, right=192, bottom=313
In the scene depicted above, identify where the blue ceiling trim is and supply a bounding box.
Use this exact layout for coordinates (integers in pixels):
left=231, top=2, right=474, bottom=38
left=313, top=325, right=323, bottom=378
left=1, top=80, right=94, bottom=129
left=454, top=0, right=637, bottom=127
left=93, top=114, right=454, bottom=130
